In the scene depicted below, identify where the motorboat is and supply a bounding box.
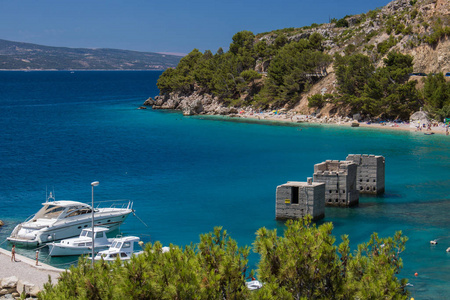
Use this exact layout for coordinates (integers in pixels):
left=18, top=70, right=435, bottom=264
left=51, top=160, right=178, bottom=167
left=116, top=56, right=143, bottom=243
left=48, top=227, right=113, bottom=257
left=92, top=236, right=144, bottom=261
left=7, top=192, right=133, bottom=246
left=246, top=280, right=263, bottom=290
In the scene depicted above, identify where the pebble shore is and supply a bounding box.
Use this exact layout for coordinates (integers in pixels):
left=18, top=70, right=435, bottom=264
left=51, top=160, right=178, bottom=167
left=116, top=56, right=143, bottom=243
left=230, top=110, right=450, bottom=135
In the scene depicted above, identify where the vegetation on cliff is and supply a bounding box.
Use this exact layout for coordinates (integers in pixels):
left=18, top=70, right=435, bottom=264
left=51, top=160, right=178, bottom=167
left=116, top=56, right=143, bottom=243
left=40, top=218, right=409, bottom=299
left=156, top=0, right=450, bottom=121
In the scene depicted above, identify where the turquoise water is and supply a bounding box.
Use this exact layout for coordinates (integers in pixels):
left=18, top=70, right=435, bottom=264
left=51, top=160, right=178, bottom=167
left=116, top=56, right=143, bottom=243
left=0, top=71, right=449, bottom=299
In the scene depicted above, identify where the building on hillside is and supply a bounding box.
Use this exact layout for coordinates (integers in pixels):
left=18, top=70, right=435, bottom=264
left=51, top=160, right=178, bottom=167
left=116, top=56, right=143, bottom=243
left=313, top=160, right=359, bottom=207
left=275, top=178, right=325, bottom=221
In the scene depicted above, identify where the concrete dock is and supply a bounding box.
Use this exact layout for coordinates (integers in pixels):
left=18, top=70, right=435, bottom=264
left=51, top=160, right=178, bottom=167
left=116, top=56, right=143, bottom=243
left=0, top=248, right=64, bottom=289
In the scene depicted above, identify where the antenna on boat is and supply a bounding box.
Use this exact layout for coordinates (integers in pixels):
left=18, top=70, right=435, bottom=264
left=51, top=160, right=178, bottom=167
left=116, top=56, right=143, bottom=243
left=46, top=187, right=55, bottom=203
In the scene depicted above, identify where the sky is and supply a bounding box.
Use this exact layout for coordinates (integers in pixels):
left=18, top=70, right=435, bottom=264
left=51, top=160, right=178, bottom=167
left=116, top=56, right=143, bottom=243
left=0, top=0, right=392, bottom=56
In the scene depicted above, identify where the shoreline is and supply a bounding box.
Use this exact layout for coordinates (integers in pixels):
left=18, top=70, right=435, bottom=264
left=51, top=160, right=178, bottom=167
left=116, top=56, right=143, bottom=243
left=201, top=110, right=450, bottom=136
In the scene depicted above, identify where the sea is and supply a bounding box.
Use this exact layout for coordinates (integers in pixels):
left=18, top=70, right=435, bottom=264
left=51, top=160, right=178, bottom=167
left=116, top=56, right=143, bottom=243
left=0, top=71, right=449, bottom=299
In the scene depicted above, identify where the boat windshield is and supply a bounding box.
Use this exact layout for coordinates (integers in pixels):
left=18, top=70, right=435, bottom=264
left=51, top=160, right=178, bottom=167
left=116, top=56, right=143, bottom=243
left=65, top=206, right=92, bottom=218
left=34, top=204, right=66, bottom=219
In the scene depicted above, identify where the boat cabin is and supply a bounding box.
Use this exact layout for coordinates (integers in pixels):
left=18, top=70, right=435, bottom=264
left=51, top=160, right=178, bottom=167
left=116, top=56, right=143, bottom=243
left=33, top=201, right=93, bottom=221
left=94, top=236, right=142, bottom=261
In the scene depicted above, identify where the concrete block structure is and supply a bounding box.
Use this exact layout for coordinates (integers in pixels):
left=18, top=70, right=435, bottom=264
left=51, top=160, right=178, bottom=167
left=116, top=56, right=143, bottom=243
left=275, top=178, right=325, bottom=221
left=313, top=160, right=359, bottom=207
left=346, top=154, right=385, bottom=195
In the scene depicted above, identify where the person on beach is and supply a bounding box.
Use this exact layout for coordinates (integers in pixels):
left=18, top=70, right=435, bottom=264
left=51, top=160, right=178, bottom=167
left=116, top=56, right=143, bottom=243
left=11, top=245, right=16, bottom=262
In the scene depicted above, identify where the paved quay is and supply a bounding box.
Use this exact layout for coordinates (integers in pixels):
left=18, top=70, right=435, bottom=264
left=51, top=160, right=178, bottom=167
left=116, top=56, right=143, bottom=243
left=0, top=248, right=64, bottom=289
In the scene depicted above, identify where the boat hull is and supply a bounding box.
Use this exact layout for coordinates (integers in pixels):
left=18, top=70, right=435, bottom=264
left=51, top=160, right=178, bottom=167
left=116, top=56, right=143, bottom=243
left=8, top=209, right=132, bottom=246
left=48, top=243, right=110, bottom=257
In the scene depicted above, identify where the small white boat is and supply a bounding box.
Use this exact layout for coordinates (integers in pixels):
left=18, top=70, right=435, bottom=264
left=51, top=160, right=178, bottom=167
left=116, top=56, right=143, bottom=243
left=246, top=280, right=263, bottom=290
left=48, top=227, right=112, bottom=257
left=8, top=192, right=133, bottom=246
left=93, top=236, right=143, bottom=261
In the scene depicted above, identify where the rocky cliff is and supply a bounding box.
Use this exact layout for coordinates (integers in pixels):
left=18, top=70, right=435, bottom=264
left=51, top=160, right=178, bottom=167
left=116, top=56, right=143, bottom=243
left=145, top=0, right=450, bottom=118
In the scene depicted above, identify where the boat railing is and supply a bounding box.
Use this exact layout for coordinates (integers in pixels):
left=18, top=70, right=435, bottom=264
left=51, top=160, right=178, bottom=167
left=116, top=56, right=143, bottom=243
left=24, top=214, right=36, bottom=222
left=9, top=223, right=23, bottom=238
left=95, top=199, right=133, bottom=210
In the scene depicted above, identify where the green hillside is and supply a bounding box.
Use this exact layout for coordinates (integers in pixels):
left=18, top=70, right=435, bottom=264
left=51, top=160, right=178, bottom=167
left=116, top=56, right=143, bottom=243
left=0, top=39, right=182, bottom=70
left=155, top=0, right=450, bottom=121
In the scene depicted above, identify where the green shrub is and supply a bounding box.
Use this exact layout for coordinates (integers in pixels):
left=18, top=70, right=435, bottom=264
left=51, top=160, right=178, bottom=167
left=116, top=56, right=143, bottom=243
left=240, top=70, right=262, bottom=82
left=377, top=36, right=397, bottom=54
left=308, top=94, right=325, bottom=108
left=335, top=18, right=349, bottom=28
left=395, top=24, right=406, bottom=35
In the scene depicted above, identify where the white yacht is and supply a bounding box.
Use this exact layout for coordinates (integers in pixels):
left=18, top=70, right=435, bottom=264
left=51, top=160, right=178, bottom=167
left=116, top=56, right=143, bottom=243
left=48, top=227, right=113, bottom=257
left=7, top=193, right=133, bottom=246
left=92, top=236, right=144, bottom=261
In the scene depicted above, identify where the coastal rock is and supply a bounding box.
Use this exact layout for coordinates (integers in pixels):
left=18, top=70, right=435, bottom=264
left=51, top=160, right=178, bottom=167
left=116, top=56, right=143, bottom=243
left=150, top=91, right=236, bottom=116
left=1, top=277, right=18, bottom=289
left=143, top=97, right=156, bottom=106
left=0, top=288, right=16, bottom=295
left=182, top=98, right=204, bottom=116
left=16, top=280, right=39, bottom=297
left=0, top=220, right=3, bottom=227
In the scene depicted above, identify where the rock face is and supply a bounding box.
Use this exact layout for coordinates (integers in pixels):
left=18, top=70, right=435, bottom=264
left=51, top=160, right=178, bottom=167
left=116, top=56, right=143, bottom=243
left=0, top=276, right=40, bottom=298
left=145, top=0, right=450, bottom=118
left=145, top=92, right=239, bottom=116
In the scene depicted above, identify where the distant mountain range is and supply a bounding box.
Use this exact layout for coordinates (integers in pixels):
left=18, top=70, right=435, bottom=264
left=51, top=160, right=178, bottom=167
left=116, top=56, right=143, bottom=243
left=0, top=39, right=182, bottom=70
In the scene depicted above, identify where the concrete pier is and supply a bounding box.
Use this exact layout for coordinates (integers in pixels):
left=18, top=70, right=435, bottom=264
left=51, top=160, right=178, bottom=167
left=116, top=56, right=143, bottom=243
left=346, top=154, right=385, bottom=194
left=275, top=178, right=325, bottom=221
left=0, top=248, right=63, bottom=290
left=313, top=160, right=359, bottom=207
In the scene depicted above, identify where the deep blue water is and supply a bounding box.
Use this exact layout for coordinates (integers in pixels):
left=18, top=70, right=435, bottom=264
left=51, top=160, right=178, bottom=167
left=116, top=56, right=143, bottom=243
left=0, top=71, right=449, bottom=299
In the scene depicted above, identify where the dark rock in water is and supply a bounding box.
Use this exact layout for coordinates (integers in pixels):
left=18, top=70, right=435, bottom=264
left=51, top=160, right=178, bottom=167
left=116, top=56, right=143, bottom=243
left=0, top=220, right=3, bottom=227
left=138, top=106, right=147, bottom=110
left=143, top=97, right=156, bottom=106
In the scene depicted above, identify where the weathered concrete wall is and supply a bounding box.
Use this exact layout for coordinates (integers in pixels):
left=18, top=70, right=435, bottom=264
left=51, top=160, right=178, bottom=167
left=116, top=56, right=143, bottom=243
left=346, top=154, right=385, bottom=194
left=275, top=180, right=325, bottom=221
left=313, top=160, right=359, bottom=207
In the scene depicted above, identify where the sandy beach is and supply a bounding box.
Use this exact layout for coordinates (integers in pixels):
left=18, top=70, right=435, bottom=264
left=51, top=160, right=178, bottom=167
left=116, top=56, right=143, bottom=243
left=230, top=110, right=450, bottom=136
left=0, top=248, right=63, bottom=290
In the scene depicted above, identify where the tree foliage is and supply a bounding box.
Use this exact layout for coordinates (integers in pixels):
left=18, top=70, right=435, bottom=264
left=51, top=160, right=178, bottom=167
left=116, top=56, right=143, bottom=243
left=155, top=25, right=438, bottom=120
left=422, top=73, right=450, bottom=120
left=253, top=218, right=409, bottom=300
left=262, top=39, right=331, bottom=107
left=40, top=219, right=409, bottom=299
left=40, top=228, right=251, bottom=300
left=334, top=51, right=420, bottom=120
left=156, top=30, right=331, bottom=109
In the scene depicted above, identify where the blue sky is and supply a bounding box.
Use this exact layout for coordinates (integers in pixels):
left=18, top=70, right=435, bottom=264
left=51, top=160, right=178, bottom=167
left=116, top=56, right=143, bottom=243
left=0, top=0, right=391, bottom=55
